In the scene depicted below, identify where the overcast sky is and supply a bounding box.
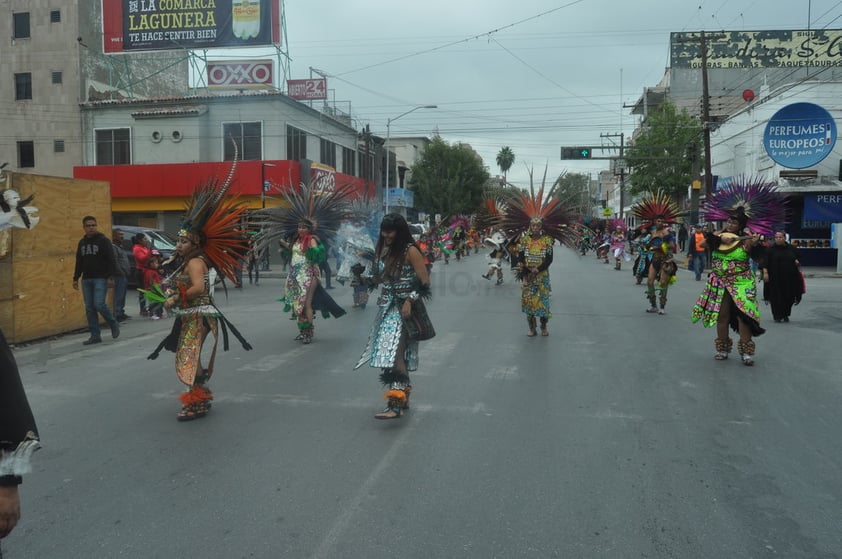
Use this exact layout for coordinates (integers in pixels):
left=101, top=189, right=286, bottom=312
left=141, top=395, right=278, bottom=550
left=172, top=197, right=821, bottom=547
left=216, top=0, right=840, bottom=187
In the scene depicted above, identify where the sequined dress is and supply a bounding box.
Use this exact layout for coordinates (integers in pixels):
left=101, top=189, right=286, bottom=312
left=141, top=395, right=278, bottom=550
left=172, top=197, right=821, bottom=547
left=354, top=260, right=421, bottom=372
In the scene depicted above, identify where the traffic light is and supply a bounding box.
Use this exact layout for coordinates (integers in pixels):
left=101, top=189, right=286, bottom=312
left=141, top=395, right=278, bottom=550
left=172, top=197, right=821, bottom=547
left=561, top=147, right=592, bottom=160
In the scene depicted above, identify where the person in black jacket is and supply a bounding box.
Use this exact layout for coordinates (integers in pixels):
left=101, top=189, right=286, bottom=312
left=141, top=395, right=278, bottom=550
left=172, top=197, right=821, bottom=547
left=72, top=216, right=120, bottom=345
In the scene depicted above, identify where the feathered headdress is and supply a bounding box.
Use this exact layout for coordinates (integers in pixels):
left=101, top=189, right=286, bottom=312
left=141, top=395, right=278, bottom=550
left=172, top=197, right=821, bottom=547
left=177, top=159, right=249, bottom=284
left=608, top=217, right=627, bottom=232
left=702, top=175, right=786, bottom=236
left=448, top=214, right=471, bottom=232
left=494, top=171, right=578, bottom=247
left=631, top=190, right=681, bottom=228
left=255, top=179, right=356, bottom=250
left=475, top=197, right=505, bottom=232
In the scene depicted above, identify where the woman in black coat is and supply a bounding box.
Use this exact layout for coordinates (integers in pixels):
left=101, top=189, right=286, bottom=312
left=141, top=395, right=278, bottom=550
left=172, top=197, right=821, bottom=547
left=761, top=231, right=803, bottom=322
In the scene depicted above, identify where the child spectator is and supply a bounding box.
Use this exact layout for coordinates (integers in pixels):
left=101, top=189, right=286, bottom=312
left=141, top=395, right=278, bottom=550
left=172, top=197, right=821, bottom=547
left=143, top=250, right=165, bottom=319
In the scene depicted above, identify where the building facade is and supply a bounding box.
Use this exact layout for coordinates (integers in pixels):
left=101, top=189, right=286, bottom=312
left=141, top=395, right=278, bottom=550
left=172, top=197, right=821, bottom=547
left=1, top=0, right=189, bottom=177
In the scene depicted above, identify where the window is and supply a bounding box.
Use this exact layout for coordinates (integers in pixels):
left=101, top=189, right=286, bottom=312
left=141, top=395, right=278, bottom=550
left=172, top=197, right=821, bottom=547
left=50, top=9, right=61, bottom=23
left=51, top=71, right=62, bottom=84
left=286, top=126, right=306, bottom=161
left=13, top=13, right=30, bottom=39
left=17, top=141, right=34, bottom=168
left=320, top=138, right=336, bottom=168
left=54, top=140, right=65, bottom=153
left=223, top=122, right=261, bottom=160
left=95, top=128, right=131, bottom=165
left=342, top=146, right=355, bottom=176
left=14, top=73, right=32, bottom=100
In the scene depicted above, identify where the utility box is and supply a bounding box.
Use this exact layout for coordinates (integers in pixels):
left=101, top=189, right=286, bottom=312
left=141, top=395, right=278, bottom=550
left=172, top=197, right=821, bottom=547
left=0, top=172, right=112, bottom=343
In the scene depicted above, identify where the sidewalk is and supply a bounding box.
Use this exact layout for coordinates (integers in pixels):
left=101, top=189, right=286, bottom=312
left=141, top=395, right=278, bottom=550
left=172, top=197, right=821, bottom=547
left=10, top=275, right=292, bottom=367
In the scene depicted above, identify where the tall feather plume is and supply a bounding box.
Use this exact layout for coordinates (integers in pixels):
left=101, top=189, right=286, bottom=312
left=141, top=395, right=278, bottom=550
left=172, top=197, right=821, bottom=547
left=631, top=190, right=682, bottom=228
left=702, top=175, right=787, bottom=235
left=255, top=178, right=356, bottom=250
left=178, top=140, right=248, bottom=284
left=494, top=166, right=579, bottom=247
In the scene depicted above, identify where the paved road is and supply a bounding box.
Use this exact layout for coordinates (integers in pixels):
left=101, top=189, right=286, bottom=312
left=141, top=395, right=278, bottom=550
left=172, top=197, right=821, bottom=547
left=6, top=249, right=842, bottom=558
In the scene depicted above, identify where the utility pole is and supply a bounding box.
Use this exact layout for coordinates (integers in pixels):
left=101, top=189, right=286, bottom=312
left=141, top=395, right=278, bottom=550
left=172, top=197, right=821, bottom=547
left=600, top=133, right=625, bottom=219
left=700, top=31, right=714, bottom=198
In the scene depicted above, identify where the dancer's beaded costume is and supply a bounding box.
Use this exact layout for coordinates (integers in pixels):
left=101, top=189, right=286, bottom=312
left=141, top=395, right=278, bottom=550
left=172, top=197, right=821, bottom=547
left=147, top=156, right=252, bottom=420
left=519, top=234, right=554, bottom=320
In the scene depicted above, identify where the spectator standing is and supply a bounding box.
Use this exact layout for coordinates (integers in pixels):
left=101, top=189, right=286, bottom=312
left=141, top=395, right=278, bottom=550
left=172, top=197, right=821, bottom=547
left=677, top=223, right=689, bottom=252
left=143, top=251, right=166, bottom=319
left=73, top=216, right=120, bottom=345
left=132, top=233, right=152, bottom=316
left=111, top=229, right=132, bottom=322
left=687, top=225, right=707, bottom=281
left=247, top=238, right=260, bottom=286
left=761, top=230, right=803, bottom=322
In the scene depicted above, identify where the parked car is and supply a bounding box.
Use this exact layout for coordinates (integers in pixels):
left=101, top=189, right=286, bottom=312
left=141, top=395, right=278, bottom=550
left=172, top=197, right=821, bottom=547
left=114, top=225, right=178, bottom=288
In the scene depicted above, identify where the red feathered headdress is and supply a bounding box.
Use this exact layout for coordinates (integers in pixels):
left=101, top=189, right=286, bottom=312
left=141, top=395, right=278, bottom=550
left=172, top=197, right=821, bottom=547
left=631, top=190, right=681, bottom=229
left=177, top=156, right=249, bottom=285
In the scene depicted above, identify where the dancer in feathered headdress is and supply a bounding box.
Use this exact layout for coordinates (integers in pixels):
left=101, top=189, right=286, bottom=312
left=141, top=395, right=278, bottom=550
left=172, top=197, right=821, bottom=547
left=256, top=180, right=352, bottom=344
left=496, top=174, right=578, bottom=337
left=692, top=175, right=787, bottom=366
left=147, top=160, right=253, bottom=422
left=631, top=190, right=681, bottom=314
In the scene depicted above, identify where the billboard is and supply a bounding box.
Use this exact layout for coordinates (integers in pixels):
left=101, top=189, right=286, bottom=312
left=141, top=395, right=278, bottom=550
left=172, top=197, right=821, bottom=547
left=763, top=102, right=837, bottom=169
left=102, top=0, right=282, bottom=54
left=671, top=30, right=842, bottom=69
left=287, top=78, right=327, bottom=101
left=207, top=59, right=274, bottom=90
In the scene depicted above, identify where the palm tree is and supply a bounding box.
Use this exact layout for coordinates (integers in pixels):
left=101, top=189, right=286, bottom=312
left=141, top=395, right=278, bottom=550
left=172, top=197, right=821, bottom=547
left=496, top=146, right=515, bottom=184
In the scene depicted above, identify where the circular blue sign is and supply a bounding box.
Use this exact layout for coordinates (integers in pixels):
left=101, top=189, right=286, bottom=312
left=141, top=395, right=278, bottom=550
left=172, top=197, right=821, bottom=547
left=763, top=102, right=837, bottom=169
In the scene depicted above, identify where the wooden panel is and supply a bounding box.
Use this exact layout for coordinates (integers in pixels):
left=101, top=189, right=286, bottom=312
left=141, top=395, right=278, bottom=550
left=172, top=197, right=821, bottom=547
left=0, top=172, right=112, bottom=343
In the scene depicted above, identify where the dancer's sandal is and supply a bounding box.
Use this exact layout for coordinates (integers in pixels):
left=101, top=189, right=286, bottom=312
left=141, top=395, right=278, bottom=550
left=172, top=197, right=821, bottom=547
left=741, top=354, right=754, bottom=367
left=527, top=329, right=537, bottom=337
left=176, top=405, right=207, bottom=422
left=541, top=327, right=549, bottom=337
left=374, top=406, right=403, bottom=420
left=714, top=352, right=729, bottom=361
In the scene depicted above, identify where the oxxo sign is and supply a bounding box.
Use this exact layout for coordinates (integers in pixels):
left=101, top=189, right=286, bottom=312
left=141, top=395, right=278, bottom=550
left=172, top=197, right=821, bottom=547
left=208, top=60, right=274, bottom=90
left=763, top=102, right=837, bottom=169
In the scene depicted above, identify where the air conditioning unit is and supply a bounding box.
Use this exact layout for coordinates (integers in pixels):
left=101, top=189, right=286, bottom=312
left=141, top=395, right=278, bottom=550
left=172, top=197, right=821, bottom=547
left=150, top=131, right=162, bottom=143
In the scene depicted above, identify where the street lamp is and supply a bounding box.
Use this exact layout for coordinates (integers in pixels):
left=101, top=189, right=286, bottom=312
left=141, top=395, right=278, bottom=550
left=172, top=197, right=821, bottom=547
left=385, top=104, right=436, bottom=214
left=261, top=162, right=276, bottom=209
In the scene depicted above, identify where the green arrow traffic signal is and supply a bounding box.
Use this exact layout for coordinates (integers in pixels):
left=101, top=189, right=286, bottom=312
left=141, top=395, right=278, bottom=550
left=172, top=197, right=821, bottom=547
left=561, top=147, right=592, bottom=160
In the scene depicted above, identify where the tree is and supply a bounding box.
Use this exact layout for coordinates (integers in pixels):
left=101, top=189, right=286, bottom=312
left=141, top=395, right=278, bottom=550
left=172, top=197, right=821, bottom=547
left=409, top=135, right=491, bottom=217
left=625, top=101, right=702, bottom=199
left=553, top=172, right=593, bottom=217
left=496, top=146, right=515, bottom=183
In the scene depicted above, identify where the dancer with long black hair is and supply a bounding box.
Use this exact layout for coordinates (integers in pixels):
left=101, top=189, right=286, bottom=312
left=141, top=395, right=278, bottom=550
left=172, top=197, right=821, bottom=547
left=355, top=214, right=433, bottom=420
